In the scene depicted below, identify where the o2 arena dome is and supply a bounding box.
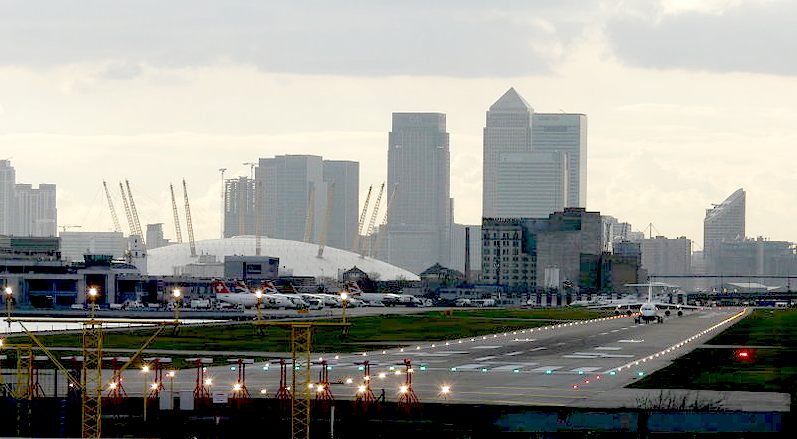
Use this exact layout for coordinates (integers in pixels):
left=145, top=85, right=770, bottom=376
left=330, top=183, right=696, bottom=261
left=146, top=236, right=419, bottom=280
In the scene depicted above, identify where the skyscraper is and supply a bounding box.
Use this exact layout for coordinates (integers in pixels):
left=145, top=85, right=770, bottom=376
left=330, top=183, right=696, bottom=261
left=704, top=188, right=746, bottom=259
left=385, top=113, right=452, bottom=273
left=14, top=183, right=57, bottom=237
left=482, top=88, right=534, bottom=218
left=322, top=160, right=359, bottom=251
left=255, top=155, right=326, bottom=242
left=495, top=151, right=568, bottom=218
left=0, top=160, right=15, bottom=235
left=532, top=113, right=588, bottom=208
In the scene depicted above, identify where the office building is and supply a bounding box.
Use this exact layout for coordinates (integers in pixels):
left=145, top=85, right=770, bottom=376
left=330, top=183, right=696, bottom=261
left=482, top=88, right=534, bottom=218
left=481, top=208, right=603, bottom=293
left=482, top=88, right=587, bottom=219
left=704, top=188, right=746, bottom=258
left=0, top=160, right=15, bottom=236
left=532, top=113, right=588, bottom=208
left=384, top=113, right=452, bottom=273
left=256, top=155, right=326, bottom=242
left=145, top=223, right=170, bottom=250
left=322, top=160, right=359, bottom=251
left=641, top=236, right=692, bottom=276
left=60, top=231, right=127, bottom=262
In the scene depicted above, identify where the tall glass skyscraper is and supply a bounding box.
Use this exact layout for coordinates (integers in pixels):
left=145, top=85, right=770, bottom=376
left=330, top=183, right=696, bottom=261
left=704, top=188, right=746, bottom=258
left=483, top=88, right=587, bottom=219
left=0, top=160, right=15, bottom=235
left=385, top=113, right=452, bottom=273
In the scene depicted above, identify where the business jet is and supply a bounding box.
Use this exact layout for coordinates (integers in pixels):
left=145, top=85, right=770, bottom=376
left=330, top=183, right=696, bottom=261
left=591, top=283, right=698, bottom=324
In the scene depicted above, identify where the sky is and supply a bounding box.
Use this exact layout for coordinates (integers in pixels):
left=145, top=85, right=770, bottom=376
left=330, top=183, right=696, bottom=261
left=1, top=0, right=796, bottom=247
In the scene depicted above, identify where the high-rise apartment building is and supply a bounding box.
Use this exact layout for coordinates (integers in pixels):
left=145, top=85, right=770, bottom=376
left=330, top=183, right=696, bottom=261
left=322, top=160, right=359, bottom=251
left=223, top=176, right=258, bottom=238
left=0, top=160, right=15, bottom=235
left=14, top=183, right=57, bottom=237
left=384, top=113, right=452, bottom=273
left=704, top=189, right=746, bottom=258
left=532, top=113, right=588, bottom=208
left=482, top=88, right=587, bottom=219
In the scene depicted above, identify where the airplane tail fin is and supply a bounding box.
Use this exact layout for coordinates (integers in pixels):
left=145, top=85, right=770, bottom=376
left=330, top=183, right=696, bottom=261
left=648, top=282, right=653, bottom=303
left=260, top=280, right=279, bottom=294
left=211, top=279, right=232, bottom=294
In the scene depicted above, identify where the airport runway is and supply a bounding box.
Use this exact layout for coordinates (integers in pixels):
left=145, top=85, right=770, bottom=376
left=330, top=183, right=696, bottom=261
left=130, top=306, right=784, bottom=410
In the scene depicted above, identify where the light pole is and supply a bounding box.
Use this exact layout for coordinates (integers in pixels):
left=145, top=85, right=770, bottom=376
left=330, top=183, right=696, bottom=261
left=254, top=289, right=263, bottom=323
left=4, top=286, right=13, bottom=323
left=167, top=370, right=175, bottom=395
left=340, top=291, right=349, bottom=337
left=142, top=364, right=150, bottom=422
left=172, top=289, right=182, bottom=322
left=87, top=286, right=99, bottom=319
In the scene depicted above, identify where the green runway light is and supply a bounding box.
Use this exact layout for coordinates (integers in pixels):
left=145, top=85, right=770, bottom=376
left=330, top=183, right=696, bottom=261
left=230, top=366, right=236, bottom=371
left=609, top=371, right=616, bottom=376
left=389, top=366, right=395, bottom=371
left=262, top=366, right=269, bottom=371
left=358, top=366, right=364, bottom=371
left=480, top=368, right=489, bottom=373
left=545, top=370, right=553, bottom=375
left=450, top=367, right=458, bottom=372
left=420, top=365, right=428, bottom=371
left=637, top=371, right=645, bottom=377
left=326, top=366, right=332, bottom=371
left=512, top=369, right=520, bottom=373
left=578, top=370, right=584, bottom=375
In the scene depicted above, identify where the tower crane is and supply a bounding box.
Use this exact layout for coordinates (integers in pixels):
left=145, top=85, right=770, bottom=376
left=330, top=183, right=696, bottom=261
left=243, top=162, right=256, bottom=179
left=352, top=185, right=373, bottom=252
left=125, top=180, right=144, bottom=244
left=373, top=184, right=398, bottom=259
left=317, top=182, right=336, bottom=258
left=183, top=179, right=197, bottom=258
left=170, top=184, right=183, bottom=243
left=119, top=182, right=136, bottom=236
left=102, top=181, right=122, bottom=233
left=303, top=184, right=316, bottom=243
left=361, top=183, right=385, bottom=257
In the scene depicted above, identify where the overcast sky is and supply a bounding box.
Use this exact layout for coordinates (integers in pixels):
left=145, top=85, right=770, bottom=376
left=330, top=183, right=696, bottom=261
left=2, top=0, right=796, bottom=247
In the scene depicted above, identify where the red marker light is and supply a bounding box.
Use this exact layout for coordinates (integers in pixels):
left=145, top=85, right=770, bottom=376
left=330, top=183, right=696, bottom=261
left=738, top=352, right=748, bottom=358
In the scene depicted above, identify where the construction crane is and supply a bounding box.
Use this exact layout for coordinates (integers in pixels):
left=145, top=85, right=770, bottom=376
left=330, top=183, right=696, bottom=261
left=183, top=179, right=197, bottom=258
left=243, top=162, right=256, bottom=179
left=170, top=184, right=183, bottom=243
left=119, top=182, right=136, bottom=236
left=303, top=184, right=316, bottom=243
left=373, top=184, right=398, bottom=259
left=317, top=182, right=336, bottom=258
left=352, top=185, right=373, bottom=252
left=361, top=183, right=385, bottom=257
left=125, top=180, right=144, bottom=243
left=102, top=181, right=122, bottom=233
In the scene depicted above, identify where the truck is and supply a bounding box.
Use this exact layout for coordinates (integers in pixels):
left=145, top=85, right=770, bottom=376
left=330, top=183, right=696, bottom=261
left=190, top=298, right=211, bottom=309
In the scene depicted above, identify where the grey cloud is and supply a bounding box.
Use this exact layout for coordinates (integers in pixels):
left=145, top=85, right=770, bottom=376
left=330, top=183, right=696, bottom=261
left=606, top=1, right=797, bottom=75
left=0, top=0, right=596, bottom=77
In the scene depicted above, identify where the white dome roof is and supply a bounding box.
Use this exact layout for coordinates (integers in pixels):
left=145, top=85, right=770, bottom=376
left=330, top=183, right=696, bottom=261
left=146, top=236, right=419, bottom=280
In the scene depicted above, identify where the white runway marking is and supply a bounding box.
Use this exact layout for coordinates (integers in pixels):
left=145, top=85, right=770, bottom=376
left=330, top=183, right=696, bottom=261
left=472, top=345, right=502, bottom=350
left=600, top=332, right=609, bottom=335
left=492, top=364, right=526, bottom=371
left=618, top=339, right=644, bottom=343
left=570, top=367, right=600, bottom=373
left=610, top=329, right=620, bottom=333
left=531, top=366, right=562, bottom=372
left=505, top=351, right=524, bottom=356
left=529, top=347, right=547, bottom=352
left=474, top=356, right=497, bottom=362
left=594, top=347, right=621, bottom=351
left=453, top=363, right=486, bottom=370
left=563, top=355, right=597, bottom=359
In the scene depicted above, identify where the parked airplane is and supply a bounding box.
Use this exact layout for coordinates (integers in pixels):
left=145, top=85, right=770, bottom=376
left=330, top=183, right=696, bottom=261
left=211, top=279, right=259, bottom=308
left=345, top=283, right=423, bottom=306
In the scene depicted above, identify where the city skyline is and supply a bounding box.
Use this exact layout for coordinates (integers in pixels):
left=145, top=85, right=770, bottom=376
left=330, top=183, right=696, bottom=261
left=2, top=1, right=796, bottom=247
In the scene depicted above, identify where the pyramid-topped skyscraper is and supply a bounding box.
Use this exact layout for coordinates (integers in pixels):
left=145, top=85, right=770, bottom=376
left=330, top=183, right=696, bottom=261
left=482, top=88, right=587, bottom=219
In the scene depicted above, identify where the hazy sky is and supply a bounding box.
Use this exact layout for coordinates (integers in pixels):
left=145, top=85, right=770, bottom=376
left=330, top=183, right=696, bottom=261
left=2, top=0, right=796, bottom=247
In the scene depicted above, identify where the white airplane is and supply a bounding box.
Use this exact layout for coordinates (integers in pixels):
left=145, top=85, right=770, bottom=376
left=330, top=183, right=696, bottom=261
left=345, top=283, right=423, bottom=306
left=211, top=279, right=260, bottom=308
left=257, top=280, right=307, bottom=309
left=590, top=283, right=698, bottom=323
